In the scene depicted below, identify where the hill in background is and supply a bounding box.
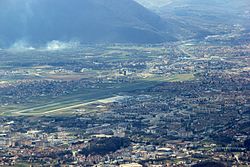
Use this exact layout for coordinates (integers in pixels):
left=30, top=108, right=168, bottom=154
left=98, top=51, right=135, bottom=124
left=0, top=0, right=176, bottom=47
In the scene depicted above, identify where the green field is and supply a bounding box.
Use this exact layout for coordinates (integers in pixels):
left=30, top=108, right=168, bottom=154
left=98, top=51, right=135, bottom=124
left=0, top=45, right=196, bottom=117
left=0, top=80, right=157, bottom=116
left=145, top=73, right=195, bottom=82
left=166, top=74, right=195, bottom=82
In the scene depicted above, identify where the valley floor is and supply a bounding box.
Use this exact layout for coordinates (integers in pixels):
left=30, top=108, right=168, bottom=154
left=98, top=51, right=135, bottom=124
left=0, top=40, right=249, bottom=166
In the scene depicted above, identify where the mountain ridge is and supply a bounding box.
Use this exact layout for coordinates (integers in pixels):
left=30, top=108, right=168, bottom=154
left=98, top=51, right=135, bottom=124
left=0, top=0, right=175, bottom=47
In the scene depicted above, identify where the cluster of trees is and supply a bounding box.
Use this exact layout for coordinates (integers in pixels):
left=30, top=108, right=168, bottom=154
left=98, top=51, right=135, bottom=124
left=192, top=161, right=226, bottom=167
left=80, top=137, right=130, bottom=156
left=210, top=134, right=234, bottom=145
left=244, top=138, right=250, bottom=151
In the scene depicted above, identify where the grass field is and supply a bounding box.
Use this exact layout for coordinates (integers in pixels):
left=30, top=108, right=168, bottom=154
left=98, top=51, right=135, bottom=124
left=145, top=73, right=195, bottom=82
left=0, top=45, right=196, bottom=117
left=166, top=74, right=195, bottom=82
left=0, top=80, right=157, bottom=116
left=0, top=72, right=196, bottom=116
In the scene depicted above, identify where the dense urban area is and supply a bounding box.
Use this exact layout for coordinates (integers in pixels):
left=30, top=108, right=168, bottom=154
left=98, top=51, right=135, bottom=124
left=0, top=35, right=250, bottom=167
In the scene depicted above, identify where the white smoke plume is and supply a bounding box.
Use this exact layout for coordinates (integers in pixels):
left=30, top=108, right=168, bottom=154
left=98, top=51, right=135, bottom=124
left=8, top=40, right=35, bottom=52
left=45, top=40, right=80, bottom=51
left=6, top=40, right=80, bottom=52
